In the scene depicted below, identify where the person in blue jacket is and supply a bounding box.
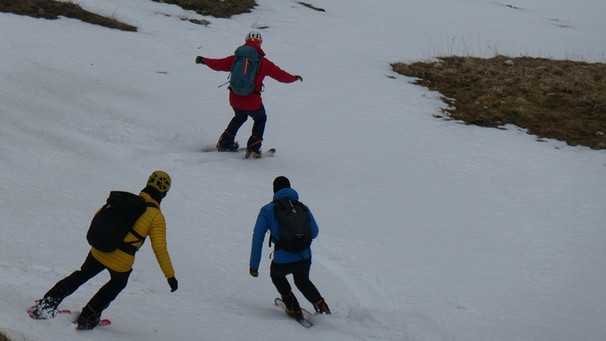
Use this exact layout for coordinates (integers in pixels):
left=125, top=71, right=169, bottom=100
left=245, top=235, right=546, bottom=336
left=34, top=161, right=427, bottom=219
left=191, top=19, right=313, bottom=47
left=249, top=176, right=331, bottom=319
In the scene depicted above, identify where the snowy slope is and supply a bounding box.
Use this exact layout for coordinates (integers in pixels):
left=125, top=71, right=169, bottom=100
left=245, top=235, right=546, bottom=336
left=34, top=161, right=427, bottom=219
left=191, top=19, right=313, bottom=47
left=1, top=0, right=606, bottom=340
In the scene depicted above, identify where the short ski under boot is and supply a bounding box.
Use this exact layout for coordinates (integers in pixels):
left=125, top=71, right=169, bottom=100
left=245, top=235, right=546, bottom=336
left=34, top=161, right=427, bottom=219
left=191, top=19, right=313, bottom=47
left=245, top=150, right=262, bottom=159
left=28, top=298, right=59, bottom=319
left=281, top=292, right=304, bottom=320
left=244, top=135, right=263, bottom=158
left=76, top=305, right=101, bottom=330
left=313, top=298, right=331, bottom=314
left=216, top=130, right=239, bottom=152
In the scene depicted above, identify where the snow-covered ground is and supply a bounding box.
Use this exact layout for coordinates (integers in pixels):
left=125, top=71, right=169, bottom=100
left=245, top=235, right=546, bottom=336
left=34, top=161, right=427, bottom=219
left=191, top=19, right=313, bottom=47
left=1, top=0, right=605, bottom=340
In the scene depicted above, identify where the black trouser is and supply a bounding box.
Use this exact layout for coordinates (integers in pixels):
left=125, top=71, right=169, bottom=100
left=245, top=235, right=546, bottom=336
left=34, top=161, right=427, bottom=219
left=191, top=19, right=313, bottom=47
left=270, top=258, right=322, bottom=304
left=43, top=252, right=131, bottom=315
left=225, top=106, right=267, bottom=150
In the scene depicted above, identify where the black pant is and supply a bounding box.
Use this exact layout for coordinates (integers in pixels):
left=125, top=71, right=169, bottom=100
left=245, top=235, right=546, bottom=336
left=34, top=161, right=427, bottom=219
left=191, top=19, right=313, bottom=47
left=270, top=258, right=322, bottom=304
left=43, top=252, right=131, bottom=315
left=226, top=106, right=267, bottom=140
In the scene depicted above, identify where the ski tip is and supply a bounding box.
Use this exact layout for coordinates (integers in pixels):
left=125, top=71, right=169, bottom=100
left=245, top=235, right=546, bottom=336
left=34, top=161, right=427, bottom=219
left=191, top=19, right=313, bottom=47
left=27, top=309, right=37, bottom=319
left=75, top=319, right=111, bottom=330
left=243, top=148, right=276, bottom=159
left=261, top=148, right=276, bottom=157
left=298, top=318, right=314, bottom=328
left=200, top=144, right=218, bottom=152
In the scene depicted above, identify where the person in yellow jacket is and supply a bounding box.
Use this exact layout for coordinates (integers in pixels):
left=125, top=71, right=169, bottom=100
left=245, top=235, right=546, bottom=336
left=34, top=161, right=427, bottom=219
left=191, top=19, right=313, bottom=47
left=28, top=171, right=178, bottom=330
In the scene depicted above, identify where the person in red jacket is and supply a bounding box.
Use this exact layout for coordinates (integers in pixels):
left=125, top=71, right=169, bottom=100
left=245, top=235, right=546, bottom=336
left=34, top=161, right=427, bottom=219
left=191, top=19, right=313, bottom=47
left=195, top=31, right=303, bottom=158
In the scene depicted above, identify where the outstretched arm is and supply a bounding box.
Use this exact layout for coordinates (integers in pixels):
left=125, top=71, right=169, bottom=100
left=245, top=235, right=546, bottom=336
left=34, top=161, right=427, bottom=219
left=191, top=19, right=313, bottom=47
left=195, top=55, right=235, bottom=72
left=264, top=58, right=301, bottom=83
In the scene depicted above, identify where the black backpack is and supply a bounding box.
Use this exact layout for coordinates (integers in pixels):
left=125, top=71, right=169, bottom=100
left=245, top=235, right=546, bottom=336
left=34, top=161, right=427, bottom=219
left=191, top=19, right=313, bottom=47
left=272, top=198, right=312, bottom=252
left=86, top=191, right=155, bottom=254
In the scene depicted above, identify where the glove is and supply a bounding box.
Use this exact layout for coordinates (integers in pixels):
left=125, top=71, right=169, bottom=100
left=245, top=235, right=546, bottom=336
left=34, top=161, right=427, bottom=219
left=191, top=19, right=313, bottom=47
left=249, top=267, right=259, bottom=277
left=195, top=56, right=206, bottom=64
left=167, top=276, right=178, bottom=292
left=295, top=75, right=303, bottom=82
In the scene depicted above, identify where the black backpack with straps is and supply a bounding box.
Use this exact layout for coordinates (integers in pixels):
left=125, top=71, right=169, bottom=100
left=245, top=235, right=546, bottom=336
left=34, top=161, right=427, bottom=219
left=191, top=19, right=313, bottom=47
left=272, top=198, right=312, bottom=252
left=86, top=191, right=156, bottom=255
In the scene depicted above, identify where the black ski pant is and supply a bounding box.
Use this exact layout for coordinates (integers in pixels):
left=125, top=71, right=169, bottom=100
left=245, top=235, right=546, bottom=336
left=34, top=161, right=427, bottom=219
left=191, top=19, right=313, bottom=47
left=270, top=258, right=322, bottom=304
left=225, top=105, right=267, bottom=150
left=43, top=252, right=131, bottom=316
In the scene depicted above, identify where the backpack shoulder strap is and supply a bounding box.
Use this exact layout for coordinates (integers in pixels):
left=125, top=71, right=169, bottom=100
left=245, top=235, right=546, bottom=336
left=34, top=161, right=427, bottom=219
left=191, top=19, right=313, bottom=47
left=145, top=201, right=159, bottom=209
left=128, top=201, right=158, bottom=240
left=268, top=199, right=285, bottom=248
left=119, top=201, right=158, bottom=254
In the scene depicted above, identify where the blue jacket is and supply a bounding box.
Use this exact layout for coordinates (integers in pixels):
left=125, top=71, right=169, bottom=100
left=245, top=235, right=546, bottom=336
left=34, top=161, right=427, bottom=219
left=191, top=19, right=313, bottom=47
left=249, top=188, right=319, bottom=269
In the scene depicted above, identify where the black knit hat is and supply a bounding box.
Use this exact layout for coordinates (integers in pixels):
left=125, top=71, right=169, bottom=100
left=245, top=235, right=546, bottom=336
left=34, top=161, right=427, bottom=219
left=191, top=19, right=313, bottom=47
left=273, top=176, right=291, bottom=193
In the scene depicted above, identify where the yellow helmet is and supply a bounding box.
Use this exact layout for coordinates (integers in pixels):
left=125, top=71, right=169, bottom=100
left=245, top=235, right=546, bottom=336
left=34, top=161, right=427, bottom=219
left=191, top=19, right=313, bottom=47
left=147, top=170, right=171, bottom=194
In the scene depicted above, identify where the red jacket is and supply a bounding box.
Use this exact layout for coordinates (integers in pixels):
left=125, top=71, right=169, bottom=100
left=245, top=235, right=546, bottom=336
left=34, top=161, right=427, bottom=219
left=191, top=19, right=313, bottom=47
left=203, top=43, right=298, bottom=111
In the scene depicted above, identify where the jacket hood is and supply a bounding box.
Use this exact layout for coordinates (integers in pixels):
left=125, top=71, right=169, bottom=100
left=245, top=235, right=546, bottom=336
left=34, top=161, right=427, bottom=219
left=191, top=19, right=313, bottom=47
left=245, top=41, right=266, bottom=57
left=273, top=187, right=299, bottom=201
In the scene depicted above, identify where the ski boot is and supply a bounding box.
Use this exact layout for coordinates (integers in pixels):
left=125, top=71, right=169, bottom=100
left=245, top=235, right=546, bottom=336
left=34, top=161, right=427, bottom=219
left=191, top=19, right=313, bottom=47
left=244, top=135, right=262, bottom=158
left=76, top=305, right=100, bottom=330
left=216, top=130, right=239, bottom=152
left=245, top=149, right=262, bottom=159
left=282, top=291, right=304, bottom=320
left=313, top=298, right=331, bottom=314
left=28, top=298, right=59, bottom=319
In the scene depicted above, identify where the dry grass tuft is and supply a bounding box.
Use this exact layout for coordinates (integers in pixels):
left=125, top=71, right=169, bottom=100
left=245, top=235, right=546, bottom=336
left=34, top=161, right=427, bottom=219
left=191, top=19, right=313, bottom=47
left=0, top=0, right=137, bottom=31
left=151, top=0, right=256, bottom=18
left=393, top=56, right=606, bottom=149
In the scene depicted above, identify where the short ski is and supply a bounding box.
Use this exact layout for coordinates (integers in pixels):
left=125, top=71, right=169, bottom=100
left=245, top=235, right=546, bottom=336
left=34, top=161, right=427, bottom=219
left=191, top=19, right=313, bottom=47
left=245, top=148, right=276, bottom=159
left=274, top=298, right=313, bottom=328
left=27, top=308, right=111, bottom=327
left=27, top=308, right=71, bottom=320
left=55, top=309, right=112, bottom=328
left=76, top=318, right=112, bottom=329
left=201, top=145, right=276, bottom=158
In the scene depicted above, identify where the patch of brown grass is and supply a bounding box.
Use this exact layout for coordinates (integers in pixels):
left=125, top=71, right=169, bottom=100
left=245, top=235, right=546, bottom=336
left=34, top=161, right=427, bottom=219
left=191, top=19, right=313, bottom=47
left=0, top=0, right=137, bottom=31
left=151, top=0, right=256, bottom=18
left=392, top=56, right=606, bottom=149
